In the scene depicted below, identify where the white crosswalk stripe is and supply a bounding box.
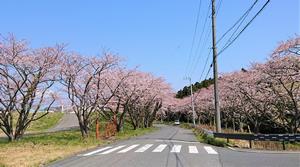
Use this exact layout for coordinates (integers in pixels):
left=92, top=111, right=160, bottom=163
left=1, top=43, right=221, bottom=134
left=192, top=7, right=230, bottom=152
left=100, top=145, right=126, bottom=154
left=82, top=144, right=219, bottom=156
left=82, top=147, right=112, bottom=156
left=188, top=146, right=198, bottom=154
left=152, top=144, right=167, bottom=152
left=118, top=144, right=139, bottom=153
left=204, top=146, right=218, bottom=154
left=170, top=145, right=182, bottom=153
left=135, top=144, right=153, bottom=152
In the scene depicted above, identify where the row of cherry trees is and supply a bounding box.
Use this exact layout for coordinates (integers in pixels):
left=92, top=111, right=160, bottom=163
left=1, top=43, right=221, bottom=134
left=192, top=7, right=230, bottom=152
left=171, top=37, right=299, bottom=134
left=0, top=35, right=173, bottom=140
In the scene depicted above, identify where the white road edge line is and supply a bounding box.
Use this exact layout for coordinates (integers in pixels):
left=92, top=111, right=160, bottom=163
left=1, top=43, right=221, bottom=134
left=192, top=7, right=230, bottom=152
left=155, top=139, right=199, bottom=144
left=152, top=144, right=167, bottom=152
left=100, top=145, right=126, bottom=154
left=170, top=145, right=182, bottom=153
left=118, top=144, right=139, bottom=153
left=228, top=147, right=236, bottom=151
left=135, top=144, right=153, bottom=152
left=204, top=146, right=218, bottom=154
left=81, top=147, right=112, bottom=156
left=188, top=146, right=199, bottom=154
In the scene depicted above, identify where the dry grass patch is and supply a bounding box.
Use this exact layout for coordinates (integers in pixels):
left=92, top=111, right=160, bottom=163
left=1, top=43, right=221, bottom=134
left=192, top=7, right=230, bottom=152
left=0, top=130, right=106, bottom=167
left=0, top=144, right=95, bottom=167
left=0, top=126, right=157, bottom=167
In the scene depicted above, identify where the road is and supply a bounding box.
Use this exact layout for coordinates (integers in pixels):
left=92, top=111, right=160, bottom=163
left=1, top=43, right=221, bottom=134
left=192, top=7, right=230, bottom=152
left=47, top=112, right=79, bottom=132
left=49, top=125, right=300, bottom=167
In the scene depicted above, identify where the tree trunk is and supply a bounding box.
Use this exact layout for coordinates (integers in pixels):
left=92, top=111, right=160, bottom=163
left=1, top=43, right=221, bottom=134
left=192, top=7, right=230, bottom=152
left=232, top=118, right=236, bottom=132
left=239, top=121, right=244, bottom=132
left=78, top=119, right=89, bottom=138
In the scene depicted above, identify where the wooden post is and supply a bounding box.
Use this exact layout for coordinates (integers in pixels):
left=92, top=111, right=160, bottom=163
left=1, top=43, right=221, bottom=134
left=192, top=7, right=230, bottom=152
left=96, top=118, right=99, bottom=139
left=249, top=140, right=252, bottom=148
left=282, top=141, right=286, bottom=150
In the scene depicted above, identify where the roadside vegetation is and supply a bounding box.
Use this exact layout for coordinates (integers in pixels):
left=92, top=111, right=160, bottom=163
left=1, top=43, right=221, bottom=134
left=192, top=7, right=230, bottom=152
left=0, top=124, right=156, bottom=167
left=180, top=123, right=300, bottom=151
left=0, top=112, right=63, bottom=137
left=180, top=123, right=227, bottom=147
left=27, top=112, right=64, bottom=132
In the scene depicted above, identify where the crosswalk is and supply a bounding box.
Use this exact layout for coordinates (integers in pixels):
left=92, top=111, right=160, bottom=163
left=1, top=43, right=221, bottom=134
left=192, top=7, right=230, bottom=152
left=81, top=143, right=218, bottom=156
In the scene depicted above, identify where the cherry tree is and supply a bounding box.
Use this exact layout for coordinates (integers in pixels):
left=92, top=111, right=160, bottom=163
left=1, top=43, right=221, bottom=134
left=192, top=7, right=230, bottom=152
left=194, top=86, right=214, bottom=125
left=0, top=35, right=63, bottom=141
left=255, top=37, right=300, bottom=133
left=60, top=52, right=120, bottom=137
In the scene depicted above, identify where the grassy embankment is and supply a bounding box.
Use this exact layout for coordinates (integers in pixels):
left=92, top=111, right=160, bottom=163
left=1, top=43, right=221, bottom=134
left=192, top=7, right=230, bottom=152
left=0, top=116, right=156, bottom=167
left=180, top=123, right=300, bottom=151
left=0, top=112, right=64, bottom=137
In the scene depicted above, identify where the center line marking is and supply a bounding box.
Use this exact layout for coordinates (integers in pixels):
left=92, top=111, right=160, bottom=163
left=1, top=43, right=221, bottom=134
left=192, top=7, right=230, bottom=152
left=170, top=145, right=182, bottom=153
left=135, top=144, right=153, bottom=152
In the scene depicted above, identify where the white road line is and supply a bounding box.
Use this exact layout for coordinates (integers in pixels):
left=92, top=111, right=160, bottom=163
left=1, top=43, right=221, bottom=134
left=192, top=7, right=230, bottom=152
left=82, top=147, right=112, bottom=156
left=170, top=145, right=182, bottom=153
left=118, top=144, right=139, bottom=153
left=188, top=146, right=198, bottom=154
left=135, top=144, right=153, bottom=152
left=152, top=144, right=167, bottom=152
left=100, top=145, right=126, bottom=154
left=204, top=146, right=218, bottom=154
left=155, top=139, right=199, bottom=144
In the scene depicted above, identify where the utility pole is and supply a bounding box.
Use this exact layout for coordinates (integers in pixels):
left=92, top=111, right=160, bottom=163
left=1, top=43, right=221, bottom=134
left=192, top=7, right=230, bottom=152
left=184, top=77, right=196, bottom=126
left=211, top=0, right=221, bottom=132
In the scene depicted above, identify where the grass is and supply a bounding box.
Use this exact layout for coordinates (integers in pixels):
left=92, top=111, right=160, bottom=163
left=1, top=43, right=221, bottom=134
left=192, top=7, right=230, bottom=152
left=116, top=127, right=156, bottom=140
left=0, top=125, right=157, bottom=167
left=179, top=123, right=194, bottom=129
left=0, top=112, right=64, bottom=137
left=193, top=129, right=228, bottom=147
left=179, top=123, right=230, bottom=147
left=195, top=124, right=300, bottom=151
left=27, top=112, right=64, bottom=132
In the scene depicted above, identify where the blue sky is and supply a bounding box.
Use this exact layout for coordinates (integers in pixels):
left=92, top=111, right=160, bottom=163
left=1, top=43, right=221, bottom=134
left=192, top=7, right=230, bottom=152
left=1, top=0, right=299, bottom=91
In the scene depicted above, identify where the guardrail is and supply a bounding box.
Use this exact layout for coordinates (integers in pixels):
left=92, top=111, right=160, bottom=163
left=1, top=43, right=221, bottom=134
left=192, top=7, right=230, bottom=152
left=199, top=127, right=300, bottom=150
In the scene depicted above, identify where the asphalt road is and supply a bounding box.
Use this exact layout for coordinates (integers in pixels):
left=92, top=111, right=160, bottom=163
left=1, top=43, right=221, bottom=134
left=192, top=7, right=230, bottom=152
left=49, top=125, right=300, bottom=167
left=47, top=112, right=79, bottom=132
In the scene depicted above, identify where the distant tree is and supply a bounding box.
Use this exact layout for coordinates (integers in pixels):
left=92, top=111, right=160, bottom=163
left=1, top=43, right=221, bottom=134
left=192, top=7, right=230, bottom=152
left=176, top=78, right=214, bottom=98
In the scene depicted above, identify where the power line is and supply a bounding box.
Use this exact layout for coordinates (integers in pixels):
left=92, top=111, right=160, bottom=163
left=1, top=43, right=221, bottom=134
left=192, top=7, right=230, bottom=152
left=187, top=1, right=212, bottom=76
left=184, top=0, right=202, bottom=77
left=192, top=0, right=270, bottom=103
left=218, top=0, right=270, bottom=56
left=216, top=0, right=258, bottom=44
left=194, top=0, right=223, bottom=81
left=201, top=0, right=270, bottom=83
left=194, top=0, right=270, bottom=103
left=189, top=0, right=223, bottom=76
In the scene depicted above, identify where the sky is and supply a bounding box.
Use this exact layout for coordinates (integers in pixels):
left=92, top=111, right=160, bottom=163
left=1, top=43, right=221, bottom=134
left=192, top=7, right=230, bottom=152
left=0, top=0, right=299, bottom=91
